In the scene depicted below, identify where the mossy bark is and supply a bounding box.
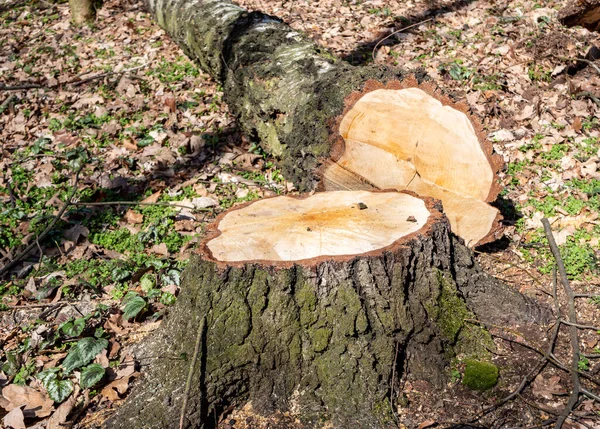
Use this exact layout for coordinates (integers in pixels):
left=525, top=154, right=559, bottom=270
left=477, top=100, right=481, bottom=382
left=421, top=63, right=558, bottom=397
left=144, top=0, right=423, bottom=191
left=108, top=212, right=549, bottom=429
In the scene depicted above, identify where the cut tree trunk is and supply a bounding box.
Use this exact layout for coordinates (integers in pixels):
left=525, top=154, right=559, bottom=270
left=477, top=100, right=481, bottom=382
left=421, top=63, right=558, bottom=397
left=108, top=191, right=549, bottom=429
left=143, top=0, right=503, bottom=247
left=68, top=0, right=95, bottom=25
left=559, top=0, right=600, bottom=32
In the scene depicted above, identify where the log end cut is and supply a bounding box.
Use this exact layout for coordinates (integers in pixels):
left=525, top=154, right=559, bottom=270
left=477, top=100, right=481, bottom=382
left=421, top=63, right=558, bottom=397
left=320, top=78, right=504, bottom=247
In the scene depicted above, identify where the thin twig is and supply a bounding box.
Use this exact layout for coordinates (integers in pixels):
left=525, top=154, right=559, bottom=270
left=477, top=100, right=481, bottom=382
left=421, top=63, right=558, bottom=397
left=559, top=320, right=600, bottom=331
left=72, top=201, right=212, bottom=212
left=542, top=218, right=582, bottom=429
left=0, top=94, right=16, bottom=113
left=0, top=168, right=82, bottom=277
left=372, top=18, right=433, bottom=62
left=5, top=300, right=69, bottom=310
left=0, top=83, right=43, bottom=91
left=67, top=63, right=148, bottom=87
left=179, top=315, right=206, bottom=429
left=468, top=323, right=560, bottom=423
left=581, top=388, right=600, bottom=402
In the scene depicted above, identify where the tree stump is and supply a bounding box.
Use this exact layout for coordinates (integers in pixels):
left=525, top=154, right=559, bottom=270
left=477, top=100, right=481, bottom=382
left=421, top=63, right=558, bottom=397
left=108, top=191, right=549, bottom=429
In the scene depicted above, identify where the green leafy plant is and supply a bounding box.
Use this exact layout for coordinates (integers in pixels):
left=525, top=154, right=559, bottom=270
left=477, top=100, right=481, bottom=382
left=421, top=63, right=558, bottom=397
left=578, top=356, right=590, bottom=371
left=80, top=363, right=105, bottom=389
left=38, top=368, right=74, bottom=403
left=62, top=337, right=109, bottom=373
left=60, top=317, right=86, bottom=337
left=122, top=292, right=147, bottom=320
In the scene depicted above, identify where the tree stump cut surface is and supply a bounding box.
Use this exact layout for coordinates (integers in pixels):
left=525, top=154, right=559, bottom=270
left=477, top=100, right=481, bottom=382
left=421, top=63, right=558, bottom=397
left=205, top=191, right=430, bottom=262
left=321, top=83, right=503, bottom=247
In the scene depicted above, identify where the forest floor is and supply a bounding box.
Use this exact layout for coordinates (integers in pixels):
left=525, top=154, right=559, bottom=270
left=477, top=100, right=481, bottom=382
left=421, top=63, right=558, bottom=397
left=1, top=0, right=600, bottom=428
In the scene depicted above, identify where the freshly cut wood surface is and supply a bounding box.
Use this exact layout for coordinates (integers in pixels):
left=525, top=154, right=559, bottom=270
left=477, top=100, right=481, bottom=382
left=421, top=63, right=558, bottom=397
left=323, top=87, right=500, bottom=247
left=205, top=191, right=430, bottom=262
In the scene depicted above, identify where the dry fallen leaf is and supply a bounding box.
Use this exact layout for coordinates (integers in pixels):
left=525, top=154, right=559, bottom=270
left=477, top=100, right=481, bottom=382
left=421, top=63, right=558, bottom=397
left=532, top=374, right=566, bottom=400
left=0, top=384, right=54, bottom=418
left=417, top=419, right=437, bottom=429
left=150, top=242, right=169, bottom=256
left=572, top=116, right=582, bottom=133
left=124, top=209, right=143, bottom=224
left=101, top=375, right=132, bottom=402
left=164, top=95, right=177, bottom=113
left=142, top=190, right=162, bottom=204
left=3, top=406, right=26, bottom=429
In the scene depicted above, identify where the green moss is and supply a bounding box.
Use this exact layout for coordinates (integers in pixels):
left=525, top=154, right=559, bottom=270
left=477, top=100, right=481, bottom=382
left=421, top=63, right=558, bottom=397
left=372, top=397, right=394, bottom=425
left=436, top=275, right=470, bottom=341
left=433, top=272, right=494, bottom=359
left=312, top=328, right=332, bottom=352
left=296, top=282, right=317, bottom=326
left=462, top=359, right=499, bottom=391
left=355, top=309, right=368, bottom=333
left=331, top=284, right=362, bottom=336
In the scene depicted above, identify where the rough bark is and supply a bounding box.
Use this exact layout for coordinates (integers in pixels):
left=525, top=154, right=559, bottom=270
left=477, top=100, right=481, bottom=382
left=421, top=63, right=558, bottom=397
left=108, top=194, right=549, bottom=429
left=145, top=0, right=423, bottom=192
left=68, top=0, right=95, bottom=25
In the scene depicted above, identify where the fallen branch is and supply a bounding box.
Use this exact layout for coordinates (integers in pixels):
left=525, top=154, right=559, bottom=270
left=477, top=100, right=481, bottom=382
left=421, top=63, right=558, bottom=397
left=66, top=63, right=149, bottom=87
left=542, top=217, right=583, bottom=429
left=575, top=91, right=600, bottom=109
left=72, top=201, right=213, bottom=212
left=559, top=320, right=600, bottom=331
left=0, top=83, right=43, bottom=91
left=4, top=300, right=69, bottom=310
left=0, top=64, right=149, bottom=92
left=371, top=18, right=433, bottom=62
left=553, top=56, right=600, bottom=75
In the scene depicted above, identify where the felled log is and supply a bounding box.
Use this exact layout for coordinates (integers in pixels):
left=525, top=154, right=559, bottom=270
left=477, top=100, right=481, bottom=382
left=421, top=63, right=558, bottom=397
left=559, top=0, right=600, bottom=32
left=108, top=191, right=548, bottom=428
left=144, top=0, right=503, bottom=247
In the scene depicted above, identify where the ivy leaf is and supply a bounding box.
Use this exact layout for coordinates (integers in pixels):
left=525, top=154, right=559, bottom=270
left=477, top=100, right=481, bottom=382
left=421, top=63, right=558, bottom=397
left=60, top=317, right=86, bottom=337
left=122, top=293, right=146, bottom=321
left=1, top=352, right=19, bottom=376
left=140, top=274, right=155, bottom=293
left=62, top=337, right=108, bottom=374
left=111, top=267, right=131, bottom=283
left=45, top=378, right=73, bottom=403
left=38, top=367, right=60, bottom=385
left=80, top=364, right=105, bottom=389
left=161, top=269, right=180, bottom=286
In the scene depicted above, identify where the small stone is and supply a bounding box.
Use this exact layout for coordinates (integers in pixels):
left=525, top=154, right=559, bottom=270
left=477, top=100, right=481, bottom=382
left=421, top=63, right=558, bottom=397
left=406, top=216, right=417, bottom=222
left=357, top=202, right=368, bottom=210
